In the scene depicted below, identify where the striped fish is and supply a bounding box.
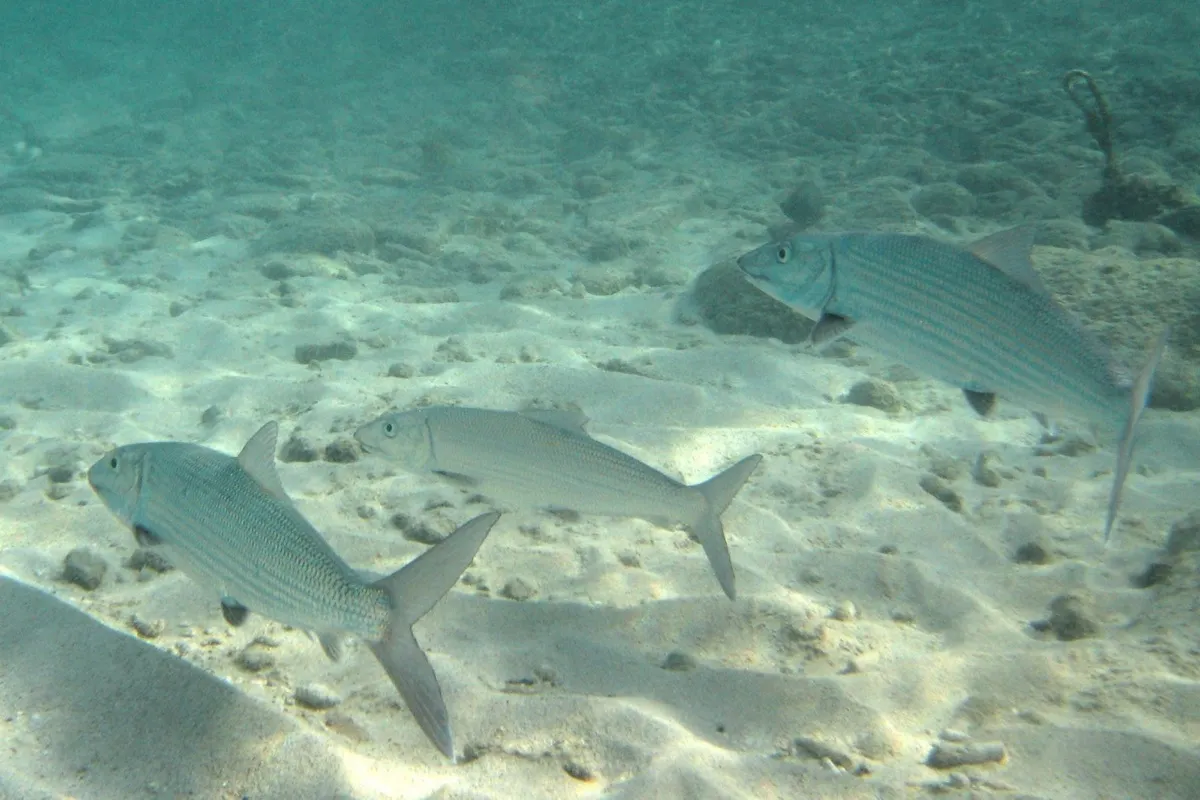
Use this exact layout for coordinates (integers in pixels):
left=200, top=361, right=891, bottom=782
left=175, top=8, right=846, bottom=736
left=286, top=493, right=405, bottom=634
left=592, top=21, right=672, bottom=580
left=355, top=406, right=762, bottom=599
left=736, top=228, right=1167, bottom=540
left=87, top=421, right=498, bottom=759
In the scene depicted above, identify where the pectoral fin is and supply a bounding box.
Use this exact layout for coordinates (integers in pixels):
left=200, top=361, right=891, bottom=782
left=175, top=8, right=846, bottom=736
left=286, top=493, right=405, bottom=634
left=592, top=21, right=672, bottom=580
left=134, top=525, right=163, bottom=547
left=433, top=470, right=480, bottom=487
left=809, top=312, right=855, bottom=348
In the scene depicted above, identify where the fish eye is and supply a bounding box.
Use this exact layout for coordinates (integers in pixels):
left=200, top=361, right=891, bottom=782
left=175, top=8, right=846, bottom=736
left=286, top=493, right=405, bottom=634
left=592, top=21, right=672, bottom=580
left=109, top=456, right=118, bottom=469
left=383, top=422, right=396, bottom=437
left=776, top=244, right=792, bottom=263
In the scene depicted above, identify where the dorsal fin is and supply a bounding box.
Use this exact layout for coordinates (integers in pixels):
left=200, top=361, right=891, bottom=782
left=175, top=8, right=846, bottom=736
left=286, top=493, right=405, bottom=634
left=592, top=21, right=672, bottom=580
left=237, top=422, right=291, bottom=502
left=519, top=408, right=589, bottom=433
left=968, top=227, right=1046, bottom=293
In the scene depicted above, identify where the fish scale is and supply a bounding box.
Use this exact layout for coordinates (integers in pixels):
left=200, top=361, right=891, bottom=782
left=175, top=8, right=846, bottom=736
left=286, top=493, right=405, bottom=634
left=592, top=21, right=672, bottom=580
left=737, top=228, right=1167, bottom=540
left=832, top=234, right=1128, bottom=424
left=88, top=422, right=499, bottom=758
left=425, top=407, right=708, bottom=519
left=136, top=443, right=386, bottom=637
left=356, top=405, right=763, bottom=599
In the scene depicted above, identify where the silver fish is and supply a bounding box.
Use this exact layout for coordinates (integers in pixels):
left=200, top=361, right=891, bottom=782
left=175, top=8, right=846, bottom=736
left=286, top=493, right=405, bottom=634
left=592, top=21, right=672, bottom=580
left=355, top=406, right=762, bottom=599
left=736, top=228, right=1167, bottom=540
left=87, top=421, right=498, bottom=759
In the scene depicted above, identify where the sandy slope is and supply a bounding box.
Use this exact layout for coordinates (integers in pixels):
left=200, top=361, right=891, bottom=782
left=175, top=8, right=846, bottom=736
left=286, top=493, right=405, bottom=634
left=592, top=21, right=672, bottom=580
left=1, top=192, right=1199, bottom=799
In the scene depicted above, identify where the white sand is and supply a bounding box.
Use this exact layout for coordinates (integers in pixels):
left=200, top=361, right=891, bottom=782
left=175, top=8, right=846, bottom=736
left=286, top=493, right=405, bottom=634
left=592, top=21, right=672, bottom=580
left=2, top=178, right=1200, bottom=799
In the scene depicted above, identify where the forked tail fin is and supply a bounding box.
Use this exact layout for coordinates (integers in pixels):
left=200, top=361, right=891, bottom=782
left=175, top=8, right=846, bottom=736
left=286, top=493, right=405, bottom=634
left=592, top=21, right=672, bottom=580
left=1106, top=329, right=1168, bottom=543
left=368, top=511, right=500, bottom=759
left=692, top=454, right=763, bottom=600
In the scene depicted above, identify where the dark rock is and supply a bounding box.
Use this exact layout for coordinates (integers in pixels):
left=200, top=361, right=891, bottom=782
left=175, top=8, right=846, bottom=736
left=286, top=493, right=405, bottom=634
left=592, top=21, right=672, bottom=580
left=779, top=181, right=825, bottom=228
left=919, top=474, right=963, bottom=513
left=661, top=650, right=697, bottom=671
left=295, top=683, right=342, bottom=710
left=1046, top=594, right=1098, bottom=641
left=390, top=513, right=445, bottom=545
left=689, top=260, right=813, bottom=343
left=386, top=362, right=414, bottom=378
left=235, top=642, right=276, bottom=672
left=295, top=340, right=357, bottom=365
left=1131, top=562, right=1171, bottom=588
left=128, top=547, right=174, bottom=573
left=279, top=435, right=318, bottom=463
left=843, top=379, right=905, bottom=413
left=1013, top=542, right=1050, bottom=565
left=323, top=439, right=358, bottom=463
left=63, top=548, right=107, bottom=590
left=501, top=577, right=536, bottom=601
left=252, top=214, right=375, bottom=257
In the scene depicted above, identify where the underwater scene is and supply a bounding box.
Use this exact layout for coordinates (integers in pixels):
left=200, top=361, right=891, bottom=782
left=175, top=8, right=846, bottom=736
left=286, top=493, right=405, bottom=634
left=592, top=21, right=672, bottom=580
left=2, top=1, right=1200, bottom=797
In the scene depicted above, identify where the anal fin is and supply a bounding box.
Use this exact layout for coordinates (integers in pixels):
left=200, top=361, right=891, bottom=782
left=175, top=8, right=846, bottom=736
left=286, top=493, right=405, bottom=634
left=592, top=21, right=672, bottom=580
left=963, top=389, right=998, bottom=417
left=221, top=597, right=250, bottom=626
left=319, top=632, right=346, bottom=662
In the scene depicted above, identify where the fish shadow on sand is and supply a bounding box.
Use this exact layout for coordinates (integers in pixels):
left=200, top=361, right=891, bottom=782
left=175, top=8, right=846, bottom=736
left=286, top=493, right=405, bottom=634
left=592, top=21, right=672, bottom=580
left=0, top=575, right=358, bottom=799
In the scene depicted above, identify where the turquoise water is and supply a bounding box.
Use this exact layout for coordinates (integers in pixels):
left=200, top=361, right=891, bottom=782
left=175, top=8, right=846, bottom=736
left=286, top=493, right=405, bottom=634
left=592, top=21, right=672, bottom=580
left=1, top=2, right=1199, bottom=798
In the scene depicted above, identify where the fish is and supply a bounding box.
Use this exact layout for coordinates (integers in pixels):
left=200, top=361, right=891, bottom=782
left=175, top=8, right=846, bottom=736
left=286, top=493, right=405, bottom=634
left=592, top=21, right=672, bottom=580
left=355, top=406, right=762, bottom=600
left=87, top=421, right=498, bottom=759
left=736, top=227, right=1167, bottom=541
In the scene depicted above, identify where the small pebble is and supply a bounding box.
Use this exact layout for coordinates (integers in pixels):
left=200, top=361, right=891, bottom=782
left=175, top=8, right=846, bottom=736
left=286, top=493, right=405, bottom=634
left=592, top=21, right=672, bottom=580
left=279, top=435, right=318, bottom=463
left=661, top=650, right=697, bottom=671
left=323, top=439, right=358, bottom=463
left=63, top=548, right=107, bottom=590
left=562, top=760, right=596, bottom=782
left=45, top=464, right=75, bottom=484
left=295, top=683, right=342, bottom=710
left=533, top=664, right=560, bottom=685
left=1132, top=562, right=1172, bottom=588
left=842, top=379, right=905, bottom=413
left=130, top=615, right=166, bottom=639
left=324, top=711, right=370, bottom=742
left=831, top=600, right=858, bottom=621
left=779, top=180, right=825, bottom=227
left=922, top=446, right=965, bottom=481
left=793, top=736, right=854, bottom=769
left=391, top=513, right=445, bottom=544
left=919, top=473, right=963, bottom=513
left=925, top=741, right=1006, bottom=768
left=295, top=340, right=358, bottom=365
left=842, top=650, right=879, bottom=673
left=386, top=362, right=414, bottom=378
left=617, top=550, right=641, bottom=568
left=1045, top=594, right=1099, bottom=641
left=127, top=548, right=174, bottom=573
left=1012, top=542, right=1050, bottom=565
left=235, top=642, right=276, bottom=672
left=501, top=577, right=536, bottom=601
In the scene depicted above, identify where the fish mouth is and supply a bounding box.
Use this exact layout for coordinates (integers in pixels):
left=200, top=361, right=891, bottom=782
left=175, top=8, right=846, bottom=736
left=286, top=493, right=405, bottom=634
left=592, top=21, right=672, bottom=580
left=734, top=254, right=765, bottom=279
